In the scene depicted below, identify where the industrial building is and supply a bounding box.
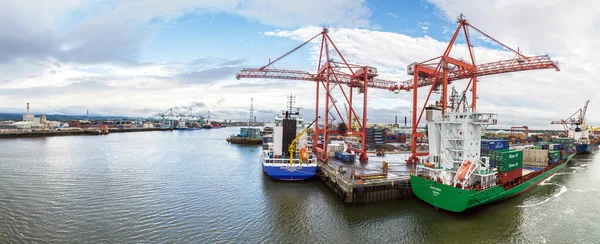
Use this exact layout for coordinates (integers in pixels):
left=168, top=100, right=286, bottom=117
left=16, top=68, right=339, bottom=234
left=9, top=103, right=64, bottom=130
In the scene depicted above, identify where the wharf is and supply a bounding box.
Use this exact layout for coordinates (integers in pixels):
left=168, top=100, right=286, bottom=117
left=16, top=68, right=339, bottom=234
left=0, top=128, right=169, bottom=138
left=317, top=153, right=427, bottom=204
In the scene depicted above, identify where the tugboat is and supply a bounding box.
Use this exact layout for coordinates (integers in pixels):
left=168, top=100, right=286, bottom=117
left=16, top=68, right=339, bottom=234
left=261, top=96, right=318, bottom=181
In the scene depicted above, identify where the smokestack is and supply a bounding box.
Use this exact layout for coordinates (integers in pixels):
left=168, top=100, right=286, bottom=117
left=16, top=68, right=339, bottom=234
left=26, top=102, right=29, bottom=113
left=404, top=116, right=407, bottom=129
left=395, top=116, right=398, bottom=125
left=87, top=110, right=89, bottom=119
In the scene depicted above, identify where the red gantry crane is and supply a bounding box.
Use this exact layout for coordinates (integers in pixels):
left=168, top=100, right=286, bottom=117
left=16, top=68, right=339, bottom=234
left=510, top=126, right=529, bottom=137
left=404, top=14, right=560, bottom=164
left=551, top=100, right=589, bottom=137
left=237, top=28, right=402, bottom=162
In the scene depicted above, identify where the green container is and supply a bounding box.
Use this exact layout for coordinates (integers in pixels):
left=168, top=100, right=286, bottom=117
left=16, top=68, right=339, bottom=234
left=549, top=150, right=560, bottom=159
left=498, top=159, right=523, bottom=173
left=496, top=150, right=523, bottom=163
left=490, top=149, right=510, bottom=162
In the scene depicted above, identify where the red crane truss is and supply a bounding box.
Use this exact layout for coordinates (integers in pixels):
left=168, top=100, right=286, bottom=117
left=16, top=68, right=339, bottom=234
left=405, top=15, right=560, bottom=164
left=236, top=28, right=400, bottom=162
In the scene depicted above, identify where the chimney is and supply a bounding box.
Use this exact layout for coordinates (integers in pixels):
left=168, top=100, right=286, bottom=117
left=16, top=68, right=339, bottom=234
left=26, top=102, right=30, bottom=113
left=404, top=116, right=407, bottom=129
left=395, top=116, right=398, bottom=125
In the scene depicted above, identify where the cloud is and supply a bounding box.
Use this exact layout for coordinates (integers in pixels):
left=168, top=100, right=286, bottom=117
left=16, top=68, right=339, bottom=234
left=219, top=58, right=248, bottom=66
left=109, top=0, right=371, bottom=28
left=190, top=101, right=206, bottom=108
left=387, top=12, right=398, bottom=18
left=178, top=66, right=242, bottom=84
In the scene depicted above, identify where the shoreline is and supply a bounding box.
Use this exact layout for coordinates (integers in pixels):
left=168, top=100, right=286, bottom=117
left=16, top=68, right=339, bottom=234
left=0, top=128, right=171, bottom=139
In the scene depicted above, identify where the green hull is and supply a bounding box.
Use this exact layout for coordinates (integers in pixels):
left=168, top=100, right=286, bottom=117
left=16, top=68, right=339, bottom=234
left=410, top=154, right=574, bottom=212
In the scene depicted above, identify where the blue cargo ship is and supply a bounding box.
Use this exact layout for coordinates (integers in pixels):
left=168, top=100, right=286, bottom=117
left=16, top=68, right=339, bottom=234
left=261, top=100, right=317, bottom=181
left=570, top=126, right=593, bottom=154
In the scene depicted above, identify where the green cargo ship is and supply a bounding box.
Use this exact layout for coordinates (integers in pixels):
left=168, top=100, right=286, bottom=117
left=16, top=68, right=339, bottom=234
left=411, top=153, right=574, bottom=212
left=410, top=106, right=576, bottom=213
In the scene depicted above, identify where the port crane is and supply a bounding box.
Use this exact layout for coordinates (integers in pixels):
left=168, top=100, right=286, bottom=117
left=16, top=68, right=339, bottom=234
left=289, top=117, right=320, bottom=166
left=405, top=14, right=560, bottom=164
left=510, top=126, right=529, bottom=137
left=551, top=100, right=589, bottom=137
left=156, top=109, right=175, bottom=128
left=237, top=27, right=403, bottom=162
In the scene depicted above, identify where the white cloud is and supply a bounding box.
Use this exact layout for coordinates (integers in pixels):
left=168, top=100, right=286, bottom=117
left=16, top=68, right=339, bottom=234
left=110, top=0, right=371, bottom=28
left=387, top=12, right=398, bottom=18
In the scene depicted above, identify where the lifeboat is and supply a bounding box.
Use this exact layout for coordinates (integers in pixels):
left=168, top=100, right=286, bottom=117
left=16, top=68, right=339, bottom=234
left=457, top=160, right=475, bottom=182
left=424, top=161, right=435, bottom=168
left=300, top=147, right=308, bottom=161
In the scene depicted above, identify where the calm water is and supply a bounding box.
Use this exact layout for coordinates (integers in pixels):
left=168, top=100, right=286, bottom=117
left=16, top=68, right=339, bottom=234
left=0, top=127, right=599, bottom=243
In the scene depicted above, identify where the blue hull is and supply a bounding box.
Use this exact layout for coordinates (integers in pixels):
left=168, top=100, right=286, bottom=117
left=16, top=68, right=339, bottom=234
left=263, top=165, right=317, bottom=181
left=575, top=143, right=591, bottom=154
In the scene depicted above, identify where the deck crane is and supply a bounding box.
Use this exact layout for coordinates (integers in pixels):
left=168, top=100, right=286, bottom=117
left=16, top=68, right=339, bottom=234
left=405, top=14, right=560, bottom=164
left=289, top=117, right=320, bottom=166
left=551, top=100, right=590, bottom=137
left=237, top=27, right=403, bottom=162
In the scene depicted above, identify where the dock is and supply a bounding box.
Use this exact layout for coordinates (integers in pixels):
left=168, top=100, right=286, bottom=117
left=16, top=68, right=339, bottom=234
left=0, top=127, right=170, bottom=138
left=317, top=153, right=427, bottom=204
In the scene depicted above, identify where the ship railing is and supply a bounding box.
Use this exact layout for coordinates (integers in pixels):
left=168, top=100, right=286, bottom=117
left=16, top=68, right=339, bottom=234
left=472, top=113, right=497, bottom=124
left=263, top=157, right=317, bottom=165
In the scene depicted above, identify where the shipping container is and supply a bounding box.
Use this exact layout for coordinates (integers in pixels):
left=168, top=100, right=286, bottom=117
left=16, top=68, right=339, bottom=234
left=523, top=149, right=548, bottom=167
left=335, top=152, right=355, bottom=162
left=495, top=150, right=523, bottom=163
left=498, top=168, right=523, bottom=184
left=498, top=159, right=523, bottom=173
left=481, top=139, right=510, bottom=151
left=548, top=150, right=560, bottom=159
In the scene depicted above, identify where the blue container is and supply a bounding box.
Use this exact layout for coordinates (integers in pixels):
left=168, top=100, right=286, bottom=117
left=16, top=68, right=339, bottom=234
left=481, top=139, right=510, bottom=151
left=335, top=152, right=355, bottom=162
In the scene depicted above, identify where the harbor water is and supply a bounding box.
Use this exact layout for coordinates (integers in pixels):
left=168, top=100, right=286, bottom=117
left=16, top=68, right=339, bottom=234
left=0, top=127, right=599, bottom=243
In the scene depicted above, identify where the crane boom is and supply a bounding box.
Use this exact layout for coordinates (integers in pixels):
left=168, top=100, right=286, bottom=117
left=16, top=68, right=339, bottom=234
left=399, top=55, right=559, bottom=91
left=582, top=100, right=590, bottom=122
left=238, top=53, right=559, bottom=94
left=237, top=68, right=401, bottom=92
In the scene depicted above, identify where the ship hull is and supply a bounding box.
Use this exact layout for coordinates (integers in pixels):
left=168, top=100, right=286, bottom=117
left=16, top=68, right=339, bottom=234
left=575, top=143, right=591, bottom=154
left=263, top=164, right=317, bottom=181
left=410, top=154, right=574, bottom=212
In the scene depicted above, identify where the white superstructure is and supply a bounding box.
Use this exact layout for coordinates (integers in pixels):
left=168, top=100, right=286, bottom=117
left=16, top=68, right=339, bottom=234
left=415, top=105, right=499, bottom=190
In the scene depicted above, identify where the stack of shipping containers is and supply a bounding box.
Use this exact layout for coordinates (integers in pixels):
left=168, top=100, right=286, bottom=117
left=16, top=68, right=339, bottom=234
left=492, top=150, right=524, bottom=184
left=480, top=139, right=510, bottom=168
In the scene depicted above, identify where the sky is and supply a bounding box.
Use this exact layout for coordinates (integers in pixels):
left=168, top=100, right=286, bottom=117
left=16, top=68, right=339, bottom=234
left=0, top=0, right=598, bottom=129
